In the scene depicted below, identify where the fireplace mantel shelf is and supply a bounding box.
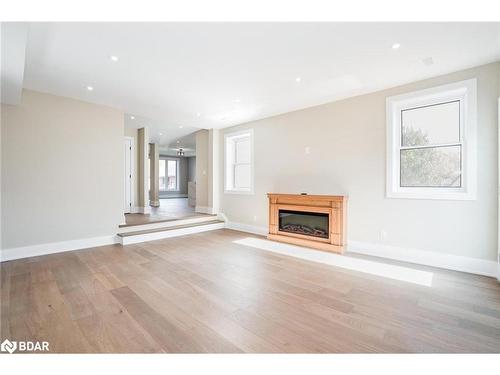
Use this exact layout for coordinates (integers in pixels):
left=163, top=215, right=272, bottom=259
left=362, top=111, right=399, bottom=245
left=267, top=193, right=347, bottom=254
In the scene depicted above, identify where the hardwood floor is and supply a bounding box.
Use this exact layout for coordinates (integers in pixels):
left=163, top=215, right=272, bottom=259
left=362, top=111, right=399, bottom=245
left=1, top=229, right=499, bottom=353
left=124, top=198, right=200, bottom=226
left=154, top=197, right=196, bottom=216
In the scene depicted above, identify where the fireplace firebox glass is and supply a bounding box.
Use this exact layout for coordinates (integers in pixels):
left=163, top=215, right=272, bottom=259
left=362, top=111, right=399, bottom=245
left=278, top=210, right=329, bottom=239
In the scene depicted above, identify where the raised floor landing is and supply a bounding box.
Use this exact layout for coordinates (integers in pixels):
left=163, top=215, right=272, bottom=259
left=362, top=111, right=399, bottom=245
left=124, top=198, right=208, bottom=226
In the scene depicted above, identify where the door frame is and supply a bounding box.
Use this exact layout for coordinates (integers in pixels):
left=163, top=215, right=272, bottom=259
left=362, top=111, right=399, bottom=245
left=497, top=98, right=500, bottom=281
left=124, top=136, right=135, bottom=214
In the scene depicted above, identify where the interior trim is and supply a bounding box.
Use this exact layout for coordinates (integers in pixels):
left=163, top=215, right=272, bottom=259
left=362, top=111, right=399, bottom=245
left=0, top=235, right=118, bottom=262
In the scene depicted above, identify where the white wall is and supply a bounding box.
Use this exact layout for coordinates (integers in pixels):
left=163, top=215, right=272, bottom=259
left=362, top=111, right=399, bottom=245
left=187, top=156, right=196, bottom=182
left=1, top=90, right=124, bottom=249
left=219, top=62, right=499, bottom=262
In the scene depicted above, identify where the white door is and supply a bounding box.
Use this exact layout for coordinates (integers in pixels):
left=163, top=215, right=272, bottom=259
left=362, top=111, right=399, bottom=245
left=124, top=137, right=132, bottom=213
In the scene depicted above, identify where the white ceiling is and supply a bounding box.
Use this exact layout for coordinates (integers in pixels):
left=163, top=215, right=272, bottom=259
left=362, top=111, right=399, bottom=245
left=158, top=131, right=196, bottom=157
left=18, top=22, right=500, bottom=146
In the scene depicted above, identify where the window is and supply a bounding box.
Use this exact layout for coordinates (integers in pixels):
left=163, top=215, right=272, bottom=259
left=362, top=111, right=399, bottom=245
left=159, top=157, right=178, bottom=191
left=386, top=79, right=477, bottom=200
left=167, top=160, right=178, bottom=190
left=224, top=129, right=254, bottom=194
left=159, top=159, right=166, bottom=190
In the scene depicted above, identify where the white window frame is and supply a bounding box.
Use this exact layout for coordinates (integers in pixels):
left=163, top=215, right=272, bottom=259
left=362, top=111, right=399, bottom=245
left=386, top=79, right=477, bottom=200
left=224, top=128, right=254, bottom=195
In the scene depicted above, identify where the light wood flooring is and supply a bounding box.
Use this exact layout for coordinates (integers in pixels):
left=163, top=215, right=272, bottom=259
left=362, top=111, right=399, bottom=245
left=1, top=229, right=499, bottom=353
left=124, top=198, right=199, bottom=226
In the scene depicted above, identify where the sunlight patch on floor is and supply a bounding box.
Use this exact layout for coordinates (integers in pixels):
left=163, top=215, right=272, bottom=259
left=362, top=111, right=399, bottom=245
left=233, top=237, right=434, bottom=287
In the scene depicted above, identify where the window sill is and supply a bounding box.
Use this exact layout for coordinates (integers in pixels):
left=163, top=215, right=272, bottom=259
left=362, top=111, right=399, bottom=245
left=224, top=189, right=254, bottom=195
left=387, top=189, right=476, bottom=201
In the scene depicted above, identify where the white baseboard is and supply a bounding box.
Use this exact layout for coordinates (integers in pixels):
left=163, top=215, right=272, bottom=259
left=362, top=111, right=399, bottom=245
left=3, top=218, right=497, bottom=279
left=0, top=235, right=118, bottom=262
left=224, top=220, right=498, bottom=278
left=195, top=205, right=216, bottom=214
left=217, top=212, right=228, bottom=222
left=498, top=253, right=500, bottom=281
left=347, top=241, right=497, bottom=278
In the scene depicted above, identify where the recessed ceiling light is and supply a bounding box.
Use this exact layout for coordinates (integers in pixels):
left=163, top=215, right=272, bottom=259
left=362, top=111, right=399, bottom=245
left=176, top=140, right=180, bottom=144
left=295, top=77, right=302, bottom=83
left=130, top=115, right=135, bottom=120
left=392, top=43, right=401, bottom=49
left=110, top=55, right=118, bottom=62
left=196, top=113, right=201, bottom=117
left=159, top=132, right=163, bottom=136
left=179, top=125, right=184, bottom=129
left=234, top=99, right=241, bottom=103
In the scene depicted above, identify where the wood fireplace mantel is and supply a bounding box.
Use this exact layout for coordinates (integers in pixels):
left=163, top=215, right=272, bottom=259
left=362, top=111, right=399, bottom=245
left=267, top=193, right=347, bottom=254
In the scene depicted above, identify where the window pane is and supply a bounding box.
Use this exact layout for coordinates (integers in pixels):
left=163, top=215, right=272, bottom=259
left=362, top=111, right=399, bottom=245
left=159, top=160, right=166, bottom=190
left=167, top=176, right=177, bottom=190
left=159, top=160, right=166, bottom=177
left=167, top=160, right=177, bottom=176
left=235, top=138, right=250, bottom=163
left=167, top=160, right=177, bottom=190
left=400, top=145, right=461, bottom=187
left=401, top=101, right=460, bottom=147
left=234, top=164, right=250, bottom=189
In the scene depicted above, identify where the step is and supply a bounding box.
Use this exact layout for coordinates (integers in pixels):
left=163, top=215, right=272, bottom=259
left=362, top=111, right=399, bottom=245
left=116, top=219, right=226, bottom=245
left=117, top=214, right=218, bottom=234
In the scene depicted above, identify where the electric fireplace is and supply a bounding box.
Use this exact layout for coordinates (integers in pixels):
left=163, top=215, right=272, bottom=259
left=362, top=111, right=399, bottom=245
left=279, top=210, right=329, bottom=239
left=267, top=193, right=347, bottom=254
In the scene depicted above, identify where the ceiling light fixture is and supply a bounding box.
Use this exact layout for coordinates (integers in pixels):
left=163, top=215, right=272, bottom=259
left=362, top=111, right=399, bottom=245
left=196, top=113, right=201, bottom=117
left=234, top=99, right=241, bottom=103
left=392, top=43, right=401, bottom=49
left=176, top=140, right=180, bottom=144
left=87, top=86, right=94, bottom=91
left=177, top=148, right=185, bottom=156
left=295, top=77, right=301, bottom=83
left=130, top=116, right=135, bottom=120
left=159, top=132, right=163, bottom=136
left=110, top=55, right=118, bottom=62
left=179, top=125, right=184, bottom=129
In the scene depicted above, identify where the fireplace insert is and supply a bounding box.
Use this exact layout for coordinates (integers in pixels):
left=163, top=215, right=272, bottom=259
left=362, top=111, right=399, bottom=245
left=278, top=209, right=329, bottom=239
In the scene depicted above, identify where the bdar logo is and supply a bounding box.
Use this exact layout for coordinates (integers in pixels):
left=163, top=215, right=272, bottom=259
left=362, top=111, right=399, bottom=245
left=0, top=339, right=49, bottom=353
left=1, top=339, right=17, bottom=354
